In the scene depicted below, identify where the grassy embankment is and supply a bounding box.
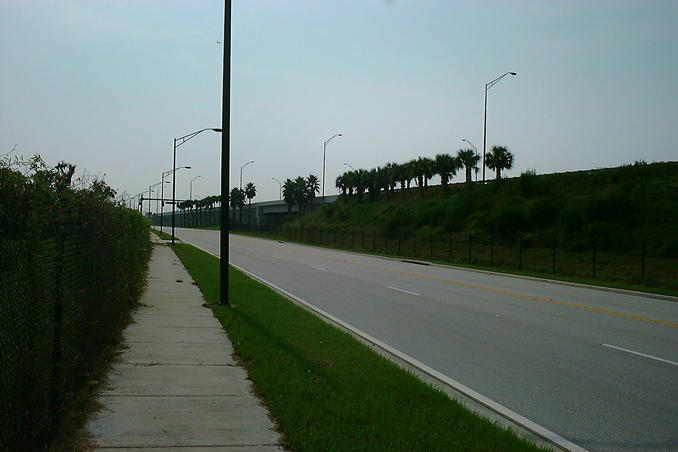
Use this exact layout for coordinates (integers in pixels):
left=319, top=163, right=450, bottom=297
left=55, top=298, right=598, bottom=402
left=171, top=243, right=546, bottom=451
left=272, top=161, right=678, bottom=294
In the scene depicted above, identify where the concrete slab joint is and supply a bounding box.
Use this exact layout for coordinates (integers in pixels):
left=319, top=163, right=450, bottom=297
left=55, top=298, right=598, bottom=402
left=85, top=240, right=281, bottom=450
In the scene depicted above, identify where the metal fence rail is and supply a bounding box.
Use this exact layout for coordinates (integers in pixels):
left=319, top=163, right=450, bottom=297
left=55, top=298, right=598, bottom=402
left=234, top=224, right=678, bottom=291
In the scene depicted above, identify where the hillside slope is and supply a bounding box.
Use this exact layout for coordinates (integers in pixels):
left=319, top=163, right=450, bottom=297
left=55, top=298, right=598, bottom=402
left=289, top=161, right=678, bottom=254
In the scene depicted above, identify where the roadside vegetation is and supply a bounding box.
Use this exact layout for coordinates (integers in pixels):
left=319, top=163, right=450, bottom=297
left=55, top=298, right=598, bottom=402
left=171, top=243, right=546, bottom=451
left=278, top=160, right=678, bottom=292
left=0, top=153, right=151, bottom=450
left=150, top=228, right=173, bottom=240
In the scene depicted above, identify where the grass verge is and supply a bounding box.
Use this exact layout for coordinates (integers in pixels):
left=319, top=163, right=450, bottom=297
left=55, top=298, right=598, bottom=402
left=150, top=228, right=173, bottom=240
left=171, top=243, right=546, bottom=451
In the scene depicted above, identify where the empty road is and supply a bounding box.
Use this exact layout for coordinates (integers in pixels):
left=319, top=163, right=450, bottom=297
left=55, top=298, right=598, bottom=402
left=171, top=228, right=678, bottom=451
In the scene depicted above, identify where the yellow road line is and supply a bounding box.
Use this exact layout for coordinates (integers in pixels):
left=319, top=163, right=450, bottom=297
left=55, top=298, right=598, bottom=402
left=233, top=236, right=678, bottom=328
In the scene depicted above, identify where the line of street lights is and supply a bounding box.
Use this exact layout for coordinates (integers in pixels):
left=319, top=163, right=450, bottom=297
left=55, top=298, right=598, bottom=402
left=172, top=128, right=222, bottom=244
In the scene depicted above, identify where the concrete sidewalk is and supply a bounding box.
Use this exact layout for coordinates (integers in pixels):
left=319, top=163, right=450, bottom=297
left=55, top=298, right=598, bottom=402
left=85, top=238, right=281, bottom=450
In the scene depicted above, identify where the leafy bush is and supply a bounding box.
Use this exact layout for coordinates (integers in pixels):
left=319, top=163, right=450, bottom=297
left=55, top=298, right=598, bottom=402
left=0, top=154, right=151, bottom=449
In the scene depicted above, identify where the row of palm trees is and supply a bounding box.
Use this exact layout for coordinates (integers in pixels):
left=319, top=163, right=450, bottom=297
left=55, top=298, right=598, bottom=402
left=335, top=146, right=514, bottom=199
left=282, top=175, right=320, bottom=213
left=229, top=182, right=256, bottom=223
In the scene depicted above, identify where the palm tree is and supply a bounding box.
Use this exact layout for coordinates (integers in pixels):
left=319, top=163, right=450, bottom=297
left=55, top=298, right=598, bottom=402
left=293, top=176, right=308, bottom=214
left=344, top=170, right=358, bottom=198
left=229, top=187, right=244, bottom=221
left=396, top=163, right=408, bottom=190
left=305, top=174, right=320, bottom=205
left=282, top=178, right=295, bottom=212
left=457, top=149, right=480, bottom=184
left=421, top=157, right=435, bottom=189
left=434, top=153, right=459, bottom=190
left=355, top=169, right=369, bottom=200
left=335, top=174, right=347, bottom=198
left=244, top=182, right=256, bottom=225
left=383, top=162, right=398, bottom=194
left=367, top=168, right=380, bottom=199
left=485, top=145, right=514, bottom=180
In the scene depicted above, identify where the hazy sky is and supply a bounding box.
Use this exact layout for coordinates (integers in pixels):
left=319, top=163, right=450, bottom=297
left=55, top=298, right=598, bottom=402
left=2, top=0, right=677, bottom=206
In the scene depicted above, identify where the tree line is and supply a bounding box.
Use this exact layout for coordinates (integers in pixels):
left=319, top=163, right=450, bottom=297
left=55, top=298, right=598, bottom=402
left=335, top=146, right=514, bottom=200
left=176, top=182, right=257, bottom=225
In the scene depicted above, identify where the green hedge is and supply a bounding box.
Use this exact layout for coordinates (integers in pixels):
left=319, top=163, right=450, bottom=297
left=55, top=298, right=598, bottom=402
left=0, top=156, right=151, bottom=450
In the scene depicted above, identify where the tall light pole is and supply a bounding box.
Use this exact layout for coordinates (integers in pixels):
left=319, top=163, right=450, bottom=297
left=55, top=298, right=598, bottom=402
left=482, top=72, right=516, bottom=183
left=344, top=162, right=356, bottom=171
left=240, top=161, right=254, bottom=190
left=172, top=128, right=222, bottom=244
left=220, top=1, right=231, bottom=306
left=322, top=132, right=342, bottom=198
left=148, top=181, right=164, bottom=216
left=272, top=177, right=282, bottom=200
left=190, top=175, right=201, bottom=200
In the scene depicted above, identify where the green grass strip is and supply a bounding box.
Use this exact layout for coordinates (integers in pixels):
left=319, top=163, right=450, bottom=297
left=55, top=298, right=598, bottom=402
left=150, top=228, right=173, bottom=240
left=171, top=243, right=545, bottom=451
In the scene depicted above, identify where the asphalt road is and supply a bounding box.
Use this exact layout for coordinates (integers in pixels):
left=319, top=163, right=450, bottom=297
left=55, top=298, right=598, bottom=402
left=170, top=227, right=678, bottom=451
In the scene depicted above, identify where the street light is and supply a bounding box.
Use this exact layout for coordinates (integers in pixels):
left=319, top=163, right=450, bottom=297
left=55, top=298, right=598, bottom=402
left=240, top=160, right=254, bottom=190
left=148, top=181, right=165, bottom=216
left=462, top=139, right=480, bottom=183
left=161, top=167, right=188, bottom=233
left=272, top=177, right=282, bottom=200
left=322, top=132, right=342, bottom=198
left=344, top=162, right=355, bottom=171
left=172, top=128, right=222, bottom=244
left=190, top=175, right=201, bottom=200
left=482, top=72, right=516, bottom=183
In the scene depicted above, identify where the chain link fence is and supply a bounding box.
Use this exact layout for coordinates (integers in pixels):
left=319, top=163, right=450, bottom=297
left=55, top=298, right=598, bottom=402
left=238, top=225, right=678, bottom=291
left=0, top=225, right=150, bottom=450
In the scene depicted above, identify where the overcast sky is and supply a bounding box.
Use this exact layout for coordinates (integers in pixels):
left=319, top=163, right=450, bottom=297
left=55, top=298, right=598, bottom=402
left=2, top=0, right=677, bottom=207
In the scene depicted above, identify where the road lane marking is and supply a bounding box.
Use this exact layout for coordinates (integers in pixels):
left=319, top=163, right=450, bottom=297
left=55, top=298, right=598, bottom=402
left=231, top=236, right=678, bottom=329
left=311, top=265, right=326, bottom=271
left=227, top=260, right=587, bottom=452
left=313, top=255, right=678, bottom=329
left=602, top=344, right=678, bottom=367
left=388, top=286, right=420, bottom=296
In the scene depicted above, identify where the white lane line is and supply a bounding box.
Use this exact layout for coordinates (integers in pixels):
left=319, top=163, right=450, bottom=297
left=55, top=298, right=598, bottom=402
left=311, top=265, right=326, bottom=271
left=602, top=344, right=678, bottom=367
left=228, top=261, right=586, bottom=452
left=388, top=286, right=420, bottom=296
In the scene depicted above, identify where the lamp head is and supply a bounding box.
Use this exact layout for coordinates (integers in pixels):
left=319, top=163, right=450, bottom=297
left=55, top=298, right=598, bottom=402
left=509, top=72, right=517, bottom=75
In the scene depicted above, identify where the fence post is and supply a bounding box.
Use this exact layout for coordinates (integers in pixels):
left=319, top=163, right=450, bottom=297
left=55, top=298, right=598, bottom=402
left=362, top=231, right=365, bottom=250
left=352, top=231, right=355, bottom=249
left=592, top=238, right=597, bottom=277
left=468, top=234, right=472, bottom=263
left=449, top=234, right=452, bottom=260
left=51, top=228, right=65, bottom=433
left=397, top=233, right=401, bottom=255
left=519, top=237, right=523, bottom=271
left=641, top=240, right=646, bottom=282
left=430, top=234, right=433, bottom=258
left=552, top=235, right=556, bottom=274
left=413, top=232, right=416, bottom=257
left=373, top=232, right=376, bottom=251
left=490, top=237, right=494, bottom=265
